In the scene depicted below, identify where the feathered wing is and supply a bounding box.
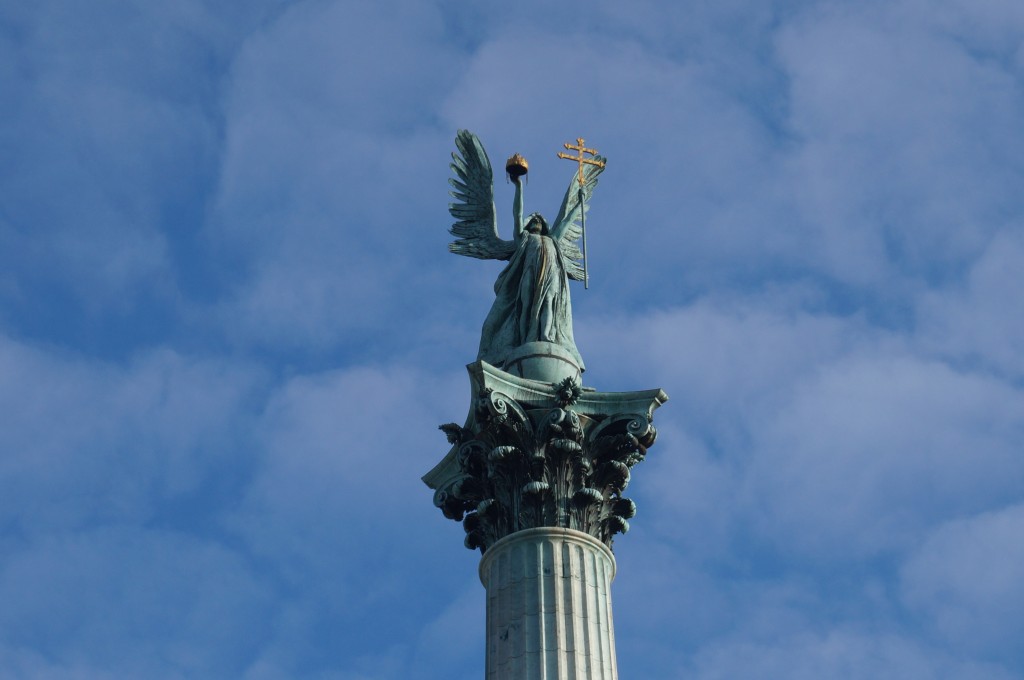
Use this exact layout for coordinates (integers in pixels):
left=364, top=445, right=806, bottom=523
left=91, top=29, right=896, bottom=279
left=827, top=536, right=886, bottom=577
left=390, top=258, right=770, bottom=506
left=448, top=130, right=515, bottom=261
left=550, top=156, right=606, bottom=281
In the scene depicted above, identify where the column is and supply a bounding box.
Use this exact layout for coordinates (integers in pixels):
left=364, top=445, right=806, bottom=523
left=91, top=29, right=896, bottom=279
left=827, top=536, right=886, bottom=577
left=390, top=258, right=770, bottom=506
left=479, top=528, right=618, bottom=680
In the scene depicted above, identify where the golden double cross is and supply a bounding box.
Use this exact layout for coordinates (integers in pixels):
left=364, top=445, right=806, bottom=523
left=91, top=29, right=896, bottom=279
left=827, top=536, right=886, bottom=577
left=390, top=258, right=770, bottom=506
left=557, top=137, right=605, bottom=187
left=556, top=136, right=604, bottom=289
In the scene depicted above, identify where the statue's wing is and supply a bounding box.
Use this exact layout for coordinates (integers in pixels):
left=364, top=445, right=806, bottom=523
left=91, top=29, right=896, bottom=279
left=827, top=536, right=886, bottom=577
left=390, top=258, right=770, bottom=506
left=448, top=130, right=515, bottom=261
left=550, top=156, right=607, bottom=281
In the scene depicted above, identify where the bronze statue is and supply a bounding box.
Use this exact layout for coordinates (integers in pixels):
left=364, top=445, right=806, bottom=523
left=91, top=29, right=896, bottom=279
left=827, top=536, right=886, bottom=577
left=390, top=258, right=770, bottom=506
left=447, top=130, right=606, bottom=381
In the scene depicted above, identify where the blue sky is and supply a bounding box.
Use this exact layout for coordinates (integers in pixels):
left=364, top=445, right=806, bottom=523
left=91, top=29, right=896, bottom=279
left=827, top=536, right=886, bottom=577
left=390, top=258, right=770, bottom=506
left=2, top=1, right=1023, bottom=677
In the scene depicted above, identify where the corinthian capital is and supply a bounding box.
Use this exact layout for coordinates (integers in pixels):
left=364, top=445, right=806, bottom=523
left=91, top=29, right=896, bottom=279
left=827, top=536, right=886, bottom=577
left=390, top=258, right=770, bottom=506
left=424, top=361, right=668, bottom=553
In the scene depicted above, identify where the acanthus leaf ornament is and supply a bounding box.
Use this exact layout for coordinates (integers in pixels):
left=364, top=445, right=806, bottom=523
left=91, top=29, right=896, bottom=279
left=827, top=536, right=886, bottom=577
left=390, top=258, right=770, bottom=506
left=424, top=361, right=667, bottom=553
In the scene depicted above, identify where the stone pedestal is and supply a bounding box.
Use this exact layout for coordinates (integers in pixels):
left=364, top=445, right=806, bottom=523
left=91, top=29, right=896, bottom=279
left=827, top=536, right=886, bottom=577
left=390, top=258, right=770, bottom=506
left=503, top=341, right=583, bottom=385
left=480, top=528, right=618, bottom=680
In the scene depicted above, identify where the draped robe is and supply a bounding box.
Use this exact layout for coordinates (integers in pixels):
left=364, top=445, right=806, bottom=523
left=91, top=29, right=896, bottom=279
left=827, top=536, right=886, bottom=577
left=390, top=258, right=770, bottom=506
left=477, top=228, right=585, bottom=372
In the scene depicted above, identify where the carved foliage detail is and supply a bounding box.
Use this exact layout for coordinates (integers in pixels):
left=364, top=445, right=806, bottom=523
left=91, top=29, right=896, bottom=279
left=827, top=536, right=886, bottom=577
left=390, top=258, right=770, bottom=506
left=435, top=389, right=658, bottom=553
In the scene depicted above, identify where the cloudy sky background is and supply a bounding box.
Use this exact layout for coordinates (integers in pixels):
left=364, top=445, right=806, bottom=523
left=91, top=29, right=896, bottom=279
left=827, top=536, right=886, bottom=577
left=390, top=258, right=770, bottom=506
left=2, top=0, right=1023, bottom=677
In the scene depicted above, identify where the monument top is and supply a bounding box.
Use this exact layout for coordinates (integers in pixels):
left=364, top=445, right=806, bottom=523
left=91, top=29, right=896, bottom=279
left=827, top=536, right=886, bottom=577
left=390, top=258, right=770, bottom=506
left=429, top=130, right=668, bottom=553
left=427, top=130, right=667, bottom=678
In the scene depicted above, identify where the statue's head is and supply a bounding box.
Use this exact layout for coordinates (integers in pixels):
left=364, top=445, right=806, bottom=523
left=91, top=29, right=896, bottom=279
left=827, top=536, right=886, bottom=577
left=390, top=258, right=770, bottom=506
left=526, top=213, right=548, bottom=235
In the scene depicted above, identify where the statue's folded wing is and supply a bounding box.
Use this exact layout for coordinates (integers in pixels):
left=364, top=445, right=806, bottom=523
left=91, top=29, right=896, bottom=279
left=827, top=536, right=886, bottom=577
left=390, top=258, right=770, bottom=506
left=550, top=155, right=606, bottom=281
left=448, top=130, right=515, bottom=261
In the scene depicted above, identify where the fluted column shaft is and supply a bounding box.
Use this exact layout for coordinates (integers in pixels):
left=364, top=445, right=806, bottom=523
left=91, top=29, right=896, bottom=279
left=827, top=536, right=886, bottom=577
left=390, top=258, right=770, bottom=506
left=479, top=528, right=618, bottom=680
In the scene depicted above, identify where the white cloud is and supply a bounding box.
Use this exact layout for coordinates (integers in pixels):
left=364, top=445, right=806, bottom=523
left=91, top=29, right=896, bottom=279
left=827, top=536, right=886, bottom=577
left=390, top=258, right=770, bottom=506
left=209, top=0, right=461, bottom=350
left=583, top=293, right=1024, bottom=563
left=917, top=230, right=1024, bottom=379
left=0, top=527, right=272, bottom=679
left=746, top=352, right=1024, bottom=559
left=689, top=629, right=1017, bottom=680
left=223, top=362, right=481, bottom=673
left=901, top=503, right=1024, bottom=664
left=0, top=335, right=263, bottom=532
left=579, top=295, right=865, bottom=437
left=775, top=1, right=1024, bottom=287
left=0, top=2, right=268, bottom=309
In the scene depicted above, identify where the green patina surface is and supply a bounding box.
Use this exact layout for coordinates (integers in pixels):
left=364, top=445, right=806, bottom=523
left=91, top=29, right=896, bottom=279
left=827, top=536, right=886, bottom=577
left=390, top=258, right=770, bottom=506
left=448, top=130, right=603, bottom=383
left=424, top=361, right=667, bottom=553
left=426, top=131, right=667, bottom=553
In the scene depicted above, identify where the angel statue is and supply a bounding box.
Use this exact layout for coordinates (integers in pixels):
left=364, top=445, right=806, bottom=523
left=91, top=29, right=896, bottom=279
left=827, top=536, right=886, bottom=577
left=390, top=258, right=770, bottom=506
left=448, top=130, right=606, bottom=383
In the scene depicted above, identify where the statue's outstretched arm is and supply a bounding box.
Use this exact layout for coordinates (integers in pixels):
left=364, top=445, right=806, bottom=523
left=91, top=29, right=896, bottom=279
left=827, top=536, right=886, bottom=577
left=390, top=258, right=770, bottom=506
left=512, top=178, right=525, bottom=242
